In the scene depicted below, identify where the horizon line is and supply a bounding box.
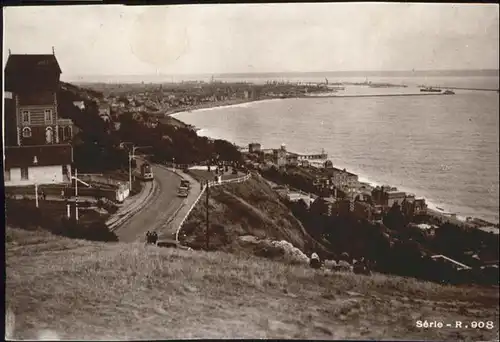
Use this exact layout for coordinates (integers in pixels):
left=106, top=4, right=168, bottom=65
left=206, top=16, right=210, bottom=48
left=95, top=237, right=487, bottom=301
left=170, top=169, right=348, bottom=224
left=63, top=68, right=500, bottom=79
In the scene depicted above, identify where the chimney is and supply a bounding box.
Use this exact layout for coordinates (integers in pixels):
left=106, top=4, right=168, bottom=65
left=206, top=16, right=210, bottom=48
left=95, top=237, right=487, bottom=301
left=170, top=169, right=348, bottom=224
left=52, top=46, right=55, bottom=55
left=8, top=49, right=11, bottom=55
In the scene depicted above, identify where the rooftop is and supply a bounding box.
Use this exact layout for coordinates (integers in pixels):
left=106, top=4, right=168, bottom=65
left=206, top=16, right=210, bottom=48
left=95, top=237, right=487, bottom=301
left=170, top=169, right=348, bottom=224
left=478, top=226, right=499, bottom=235
left=5, top=54, right=62, bottom=74
left=386, top=190, right=406, bottom=196
left=5, top=54, right=62, bottom=92
left=4, top=144, right=73, bottom=168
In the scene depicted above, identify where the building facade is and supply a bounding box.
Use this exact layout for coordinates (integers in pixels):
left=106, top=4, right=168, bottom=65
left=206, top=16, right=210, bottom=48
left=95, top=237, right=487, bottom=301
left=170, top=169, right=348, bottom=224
left=4, top=52, right=75, bottom=187
left=387, top=191, right=407, bottom=207
left=325, top=167, right=359, bottom=189
left=5, top=54, right=75, bottom=146
left=4, top=145, right=73, bottom=186
left=273, top=144, right=288, bottom=167
left=248, top=142, right=262, bottom=153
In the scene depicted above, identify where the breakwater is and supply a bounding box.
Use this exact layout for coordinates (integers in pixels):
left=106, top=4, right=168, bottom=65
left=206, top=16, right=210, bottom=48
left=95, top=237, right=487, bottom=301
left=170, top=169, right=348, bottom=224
left=428, top=86, right=499, bottom=92
left=302, top=93, right=449, bottom=99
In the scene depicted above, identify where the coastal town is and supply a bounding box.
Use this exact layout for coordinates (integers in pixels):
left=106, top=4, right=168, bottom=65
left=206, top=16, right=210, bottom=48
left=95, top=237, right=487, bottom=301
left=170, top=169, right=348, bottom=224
left=4, top=2, right=500, bottom=340
left=3, top=13, right=500, bottom=342
left=5, top=51, right=498, bottom=285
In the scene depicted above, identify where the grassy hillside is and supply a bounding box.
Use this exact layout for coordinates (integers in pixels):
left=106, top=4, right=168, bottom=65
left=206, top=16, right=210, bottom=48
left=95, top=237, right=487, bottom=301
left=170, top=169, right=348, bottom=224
left=6, top=227, right=499, bottom=340
left=180, top=175, right=332, bottom=258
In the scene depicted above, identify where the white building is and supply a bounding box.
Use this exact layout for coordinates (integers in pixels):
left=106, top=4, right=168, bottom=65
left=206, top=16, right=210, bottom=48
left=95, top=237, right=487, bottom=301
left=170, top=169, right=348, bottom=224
left=73, top=101, right=85, bottom=110
left=4, top=145, right=73, bottom=186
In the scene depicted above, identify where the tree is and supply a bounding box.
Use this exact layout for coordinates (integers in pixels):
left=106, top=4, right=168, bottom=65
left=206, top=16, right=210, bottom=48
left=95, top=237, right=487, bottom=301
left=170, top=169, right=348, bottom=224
left=383, top=202, right=407, bottom=231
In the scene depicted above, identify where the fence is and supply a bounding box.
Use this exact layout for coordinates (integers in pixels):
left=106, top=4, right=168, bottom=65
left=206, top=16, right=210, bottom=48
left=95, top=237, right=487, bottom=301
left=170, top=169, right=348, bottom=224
left=206, top=172, right=252, bottom=188
left=175, top=188, right=206, bottom=242
left=175, top=172, right=252, bottom=244
left=163, top=162, right=198, bottom=170
left=78, top=174, right=127, bottom=188
left=5, top=183, right=127, bottom=203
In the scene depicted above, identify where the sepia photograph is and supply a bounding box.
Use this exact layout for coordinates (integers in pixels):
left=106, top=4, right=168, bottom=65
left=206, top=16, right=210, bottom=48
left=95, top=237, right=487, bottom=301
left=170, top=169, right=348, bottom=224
left=3, top=2, right=499, bottom=340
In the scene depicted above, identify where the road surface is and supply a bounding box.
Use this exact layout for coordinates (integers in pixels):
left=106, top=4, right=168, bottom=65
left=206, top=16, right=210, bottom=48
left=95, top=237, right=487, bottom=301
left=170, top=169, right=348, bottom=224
left=157, top=168, right=202, bottom=241
left=113, top=165, right=184, bottom=242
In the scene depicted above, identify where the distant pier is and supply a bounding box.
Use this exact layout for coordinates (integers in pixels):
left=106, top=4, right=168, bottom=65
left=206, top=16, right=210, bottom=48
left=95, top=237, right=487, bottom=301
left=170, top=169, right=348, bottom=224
left=302, top=93, right=450, bottom=99
left=425, top=86, right=499, bottom=92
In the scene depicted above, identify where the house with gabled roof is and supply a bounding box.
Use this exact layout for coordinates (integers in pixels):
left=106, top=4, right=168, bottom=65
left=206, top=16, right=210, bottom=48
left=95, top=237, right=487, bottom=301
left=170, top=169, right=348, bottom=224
left=3, top=50, right=75, bottom=186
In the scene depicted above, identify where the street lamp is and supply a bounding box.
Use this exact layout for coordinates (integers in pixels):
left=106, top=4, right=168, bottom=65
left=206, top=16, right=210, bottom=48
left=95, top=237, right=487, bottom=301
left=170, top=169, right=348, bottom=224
left=33, top=156, right=39, bottom=208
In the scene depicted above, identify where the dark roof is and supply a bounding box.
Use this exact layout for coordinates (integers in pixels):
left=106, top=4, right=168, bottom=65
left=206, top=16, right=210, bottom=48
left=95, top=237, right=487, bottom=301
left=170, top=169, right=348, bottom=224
left=5, top=144, right=73, bottom=168
left=5, top=54, right=62, bottom=92
left=5, top=54, right=62, bottom=74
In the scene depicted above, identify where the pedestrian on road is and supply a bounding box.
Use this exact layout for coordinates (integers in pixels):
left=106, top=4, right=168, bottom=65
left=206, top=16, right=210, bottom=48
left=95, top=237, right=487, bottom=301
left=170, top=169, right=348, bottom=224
left=310, top=252, right=321, bottom=269
left=42, top=191, right=46, bottom=201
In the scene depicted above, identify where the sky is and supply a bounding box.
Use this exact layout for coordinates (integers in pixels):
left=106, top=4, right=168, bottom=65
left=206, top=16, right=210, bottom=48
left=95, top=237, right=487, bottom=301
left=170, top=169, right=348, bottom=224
left=3, top=3, right=499, bottom=80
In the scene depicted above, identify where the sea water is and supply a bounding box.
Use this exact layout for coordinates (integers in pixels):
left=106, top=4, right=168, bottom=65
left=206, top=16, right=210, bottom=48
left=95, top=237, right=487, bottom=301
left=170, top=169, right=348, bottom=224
left=175, top=76, right=499, bottom=224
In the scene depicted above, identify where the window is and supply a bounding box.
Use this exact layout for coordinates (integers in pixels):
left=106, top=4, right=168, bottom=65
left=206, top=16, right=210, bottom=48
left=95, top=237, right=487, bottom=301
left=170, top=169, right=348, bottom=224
left=58, top=126, right=65, bottom=141
left=22, top=110, right=30, bottom=124
left=22, top=127, right=32, bottom=138
left=64, top=126, right=72, bottom=139
left=45, top=127, right=54, bottom=144
left=21, top=167, right=29, bottom=180
left=44, top=109, right=52, bottom=123
left=4, top=168, right=11, bottom=181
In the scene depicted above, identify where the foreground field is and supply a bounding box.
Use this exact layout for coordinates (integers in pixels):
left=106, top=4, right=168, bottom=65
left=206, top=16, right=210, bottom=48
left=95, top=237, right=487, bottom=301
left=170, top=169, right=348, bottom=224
left=6, top=227, right=499, bottom=340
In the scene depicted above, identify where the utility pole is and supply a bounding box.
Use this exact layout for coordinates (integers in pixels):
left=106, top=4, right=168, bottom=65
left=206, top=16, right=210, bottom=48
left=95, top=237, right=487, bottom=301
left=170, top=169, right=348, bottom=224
left=127, top=145, right=151, bottom=191
left=35, top=183, right=39, bottom=208
left=129, top=148, right=133, bottom=192
left=206, top=180, right=210, bottom=250
left=75, top=168, right=79, bottom=221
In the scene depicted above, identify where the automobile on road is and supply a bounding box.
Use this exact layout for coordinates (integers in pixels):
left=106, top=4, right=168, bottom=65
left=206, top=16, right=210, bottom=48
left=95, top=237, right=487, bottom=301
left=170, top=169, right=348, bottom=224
left=179, top=179, right=191, bottom=190
left=178, top=189, right=188, bottom=198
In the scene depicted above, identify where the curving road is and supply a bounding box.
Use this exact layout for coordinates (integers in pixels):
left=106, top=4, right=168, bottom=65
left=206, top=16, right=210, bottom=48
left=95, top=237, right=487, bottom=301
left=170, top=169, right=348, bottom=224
left=114, top=165, right=199, bottom=243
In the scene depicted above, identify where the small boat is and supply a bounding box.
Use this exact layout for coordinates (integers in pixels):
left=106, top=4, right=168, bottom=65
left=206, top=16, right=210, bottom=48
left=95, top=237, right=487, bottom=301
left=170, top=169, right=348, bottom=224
left=420, top=87, right=442, bottom=93
left=436, top=207, right=444, bottom=211
left=443, top=90, right=455, bottom=95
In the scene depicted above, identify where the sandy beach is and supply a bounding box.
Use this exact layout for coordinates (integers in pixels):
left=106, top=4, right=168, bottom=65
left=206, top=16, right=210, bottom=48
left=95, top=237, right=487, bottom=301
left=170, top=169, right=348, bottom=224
left=168, top=97, right=284, bottom=118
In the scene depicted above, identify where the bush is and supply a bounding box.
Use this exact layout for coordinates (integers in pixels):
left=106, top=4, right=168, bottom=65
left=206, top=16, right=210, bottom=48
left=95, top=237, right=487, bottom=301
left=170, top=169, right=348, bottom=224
left=5, top=199, right=118, bottom=243
left=254, top=244, right=285, bottom=259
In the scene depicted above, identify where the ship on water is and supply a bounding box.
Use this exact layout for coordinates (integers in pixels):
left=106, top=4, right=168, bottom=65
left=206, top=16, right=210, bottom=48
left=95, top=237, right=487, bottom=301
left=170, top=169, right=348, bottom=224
left=443, top=90, right=455, bottom=95
left=420, top=87, right=442, bottom=93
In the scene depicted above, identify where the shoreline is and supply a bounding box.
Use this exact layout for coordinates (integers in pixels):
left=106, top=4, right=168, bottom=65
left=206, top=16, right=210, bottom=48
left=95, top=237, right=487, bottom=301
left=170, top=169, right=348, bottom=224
left=167, top=97, right=280, bottom=117
left=167, top=92, right=447, bottom=117
left=165, top=85, right=498, bottom=118
left=168, top=98, right=499, bottom=227
left=320, top=164, right=498, bottom=226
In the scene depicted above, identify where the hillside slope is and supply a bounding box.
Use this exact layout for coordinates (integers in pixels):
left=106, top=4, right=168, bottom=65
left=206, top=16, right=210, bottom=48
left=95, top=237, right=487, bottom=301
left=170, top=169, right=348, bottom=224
left=6, top=227, right=499, bottom=340
left=180, top=175, right=331, bottom=258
